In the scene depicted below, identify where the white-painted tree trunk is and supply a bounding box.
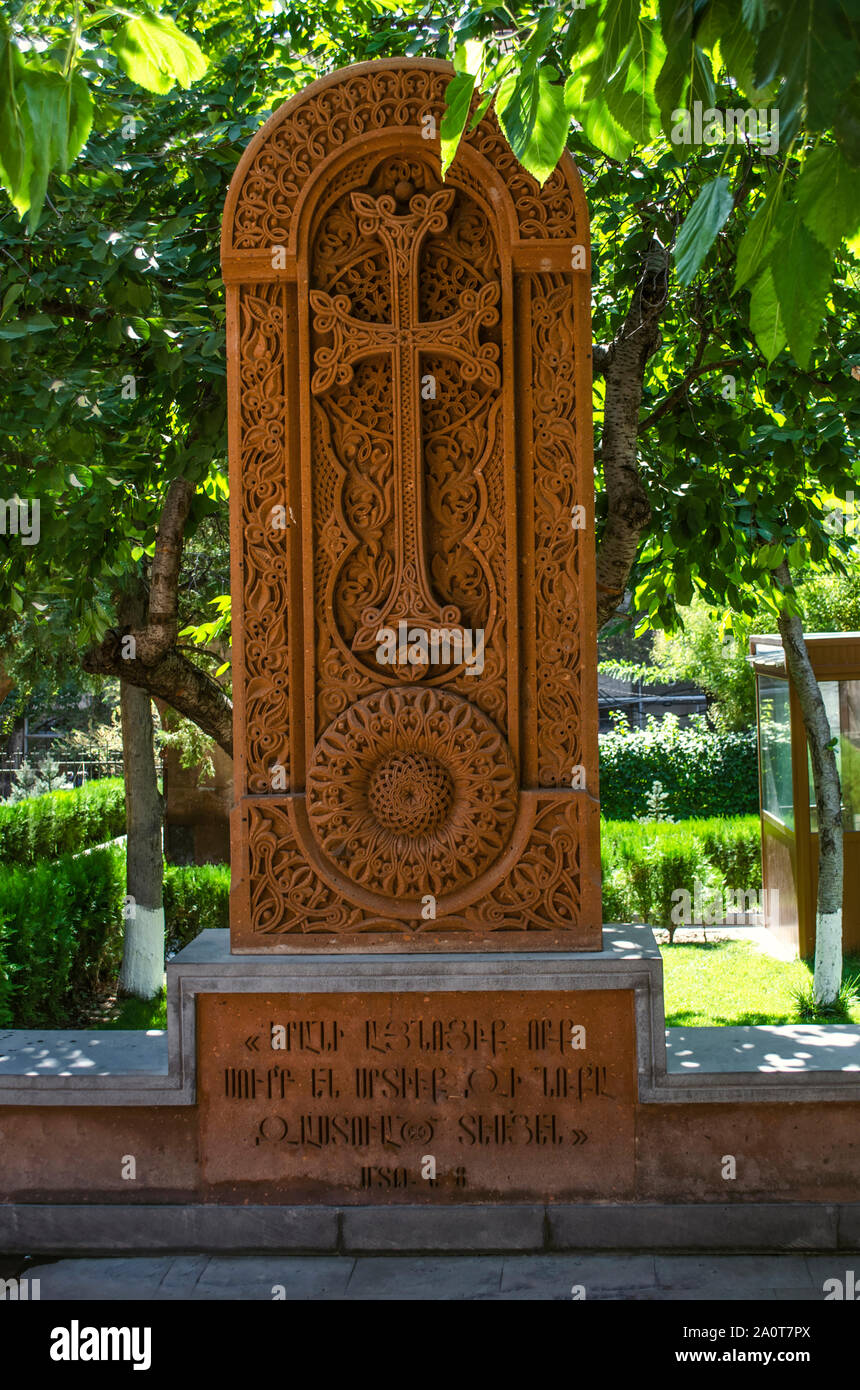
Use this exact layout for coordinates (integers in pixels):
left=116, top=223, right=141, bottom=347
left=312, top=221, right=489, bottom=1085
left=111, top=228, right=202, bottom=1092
left=118, top=903, right=165, bottom=1000
left=119, top=678, right=165, bottom=1000
left=814, top=909, right=843, bottom=1006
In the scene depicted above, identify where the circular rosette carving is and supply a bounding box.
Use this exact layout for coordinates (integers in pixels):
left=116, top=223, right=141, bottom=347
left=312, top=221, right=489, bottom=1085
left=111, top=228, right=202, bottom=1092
left=306, top=687, right=518, bottom=898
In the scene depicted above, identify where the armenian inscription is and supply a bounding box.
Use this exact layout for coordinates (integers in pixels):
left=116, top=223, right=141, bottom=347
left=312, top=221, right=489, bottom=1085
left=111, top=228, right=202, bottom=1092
left=199, top=991, right=636, bottom=1200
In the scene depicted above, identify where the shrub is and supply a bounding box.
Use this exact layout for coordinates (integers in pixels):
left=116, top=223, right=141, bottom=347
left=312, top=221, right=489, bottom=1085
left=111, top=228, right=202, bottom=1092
left=0, top=845, right=124, bottom=1028
left=0, top=852, right=226, bottom=1028
left=599, top=714, right=758, bottom=820
left=601, top=865, right=634, bottom=924
left=691, top=815, right=762, bottom=890
left=164, top=863, right=230, bottom=956
left=0, top=777, right=125, bottom=865
left=625, top=831, right=723, bottom=943
left=601, top=815, right=761, bottom=935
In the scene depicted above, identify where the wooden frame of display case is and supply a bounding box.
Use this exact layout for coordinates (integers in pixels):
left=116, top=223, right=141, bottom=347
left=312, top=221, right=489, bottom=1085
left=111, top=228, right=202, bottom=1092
left=750, top=632, right=860, bottom=957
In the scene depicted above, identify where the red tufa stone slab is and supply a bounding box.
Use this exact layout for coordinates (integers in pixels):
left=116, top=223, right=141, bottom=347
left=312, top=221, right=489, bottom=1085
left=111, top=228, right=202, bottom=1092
left=222, top=58, right=601, bottom=952
left=0, top=1107, right=199, bottom=1202
left=197, top=990, right=636, bottom=1202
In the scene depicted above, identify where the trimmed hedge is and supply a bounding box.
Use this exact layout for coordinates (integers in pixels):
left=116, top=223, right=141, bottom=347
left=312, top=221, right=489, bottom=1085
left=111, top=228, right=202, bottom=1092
left=0, top=777, right=125, bottom=865
left=164, top=863, right=230, bottom=957
left=599, top=716, right=758, bottom=820
left=0, top=852, right=230, bottom=1028
left=0, top=845, right=125, bottom=1028
left=0, top=808, right=762, bottom=1026
left=601, top=815, right=762, bottom=932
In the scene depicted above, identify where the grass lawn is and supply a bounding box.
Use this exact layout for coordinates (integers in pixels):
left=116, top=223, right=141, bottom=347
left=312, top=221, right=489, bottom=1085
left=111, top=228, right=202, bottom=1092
left=99, top=990, right=167, bottom=1031
left=662, top=940, right=860, bottom=1027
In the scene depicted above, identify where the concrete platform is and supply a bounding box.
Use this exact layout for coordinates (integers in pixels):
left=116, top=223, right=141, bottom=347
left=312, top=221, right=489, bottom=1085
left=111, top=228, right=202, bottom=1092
left=0, top=1201, right=858, bottom=1255
left=0, top=1030, right=167, bottom=1077
left=3, top=928, right=860, bottom=1104
left=667, top=1025, right=860, bottom=1074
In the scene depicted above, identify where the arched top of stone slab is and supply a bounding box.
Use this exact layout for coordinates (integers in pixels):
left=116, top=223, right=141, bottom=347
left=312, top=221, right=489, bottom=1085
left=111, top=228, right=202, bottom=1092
left=221, top=57, right=589, bottom=265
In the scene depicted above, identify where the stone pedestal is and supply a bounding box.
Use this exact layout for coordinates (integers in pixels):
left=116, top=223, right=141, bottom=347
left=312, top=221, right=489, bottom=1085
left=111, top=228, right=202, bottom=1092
left=168, top=927, right=663, bottom=1204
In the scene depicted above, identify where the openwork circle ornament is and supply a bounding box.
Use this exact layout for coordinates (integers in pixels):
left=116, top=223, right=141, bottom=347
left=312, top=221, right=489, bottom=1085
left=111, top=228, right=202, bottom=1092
left=306, top=687, right=518, bottom=898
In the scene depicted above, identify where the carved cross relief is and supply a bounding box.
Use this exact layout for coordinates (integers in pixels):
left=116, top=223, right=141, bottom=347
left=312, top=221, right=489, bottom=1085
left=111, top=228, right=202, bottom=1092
left=309, top=185, right=500, bottom=654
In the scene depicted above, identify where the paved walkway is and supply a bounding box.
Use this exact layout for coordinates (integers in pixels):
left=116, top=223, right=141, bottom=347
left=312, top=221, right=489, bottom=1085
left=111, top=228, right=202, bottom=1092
left=0, top=1253, right=847, bottom=1300
left=5, top=1021, right=860, bottom=1082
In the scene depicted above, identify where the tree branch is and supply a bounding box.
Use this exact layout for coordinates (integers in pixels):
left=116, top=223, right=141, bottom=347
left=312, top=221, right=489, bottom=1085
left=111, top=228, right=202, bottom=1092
left=638, top=354, right=748, bottom=433
left=82, top=478, right=233, bottom=756
left=84, top=637, right=233, bottom=756
left=773, top=560, right=843, bottom=1002
left=39, top=299, right=117, bottom=323
left=594, top=236, right=668, bottom=628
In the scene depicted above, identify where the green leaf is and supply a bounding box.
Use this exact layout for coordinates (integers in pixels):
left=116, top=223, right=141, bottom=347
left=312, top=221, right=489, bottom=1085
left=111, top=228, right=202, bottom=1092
left=468, top=89, right=493, bottom=131
left=0, top=313, right=55, bottom=340
left=454, top=39, right=483, bottom=78
left=770, top=203, right=833, bottom=369
left=566, top=71, right=637, bottom=159
left=654, top=0, right=694, bottom=131
left=749, top=266, right=786, bottom=362
left=67, top=74, right=94, bottom=166
left=834, top=77, right=860, bottom=166
left=742, top=0, right=766, bottom=33
left=734, top=176, right=782, bottom=291
left=603, top=19, right=665, bottom=145
left=755, top=0, right=856, bottom=132
left=0, top=38, right=26, bottom=198
left=441, top=67, right=476, bottom=179
left=601, top=0, right=640, bottom=74
left=497, top=63, right=570, bottom=185
left=565, top=20, right=665, bottom=161
left=112, top=13, right=208, bottom=96
left=795, top=144, right=860, bottom=250
left=0, top=283, right=24, bottom=321
left=674, top=176, right=734, bottom=284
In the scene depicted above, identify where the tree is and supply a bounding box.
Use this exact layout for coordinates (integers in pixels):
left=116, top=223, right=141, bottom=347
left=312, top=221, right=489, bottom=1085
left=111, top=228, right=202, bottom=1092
left=1, top=1, right=859, bottom=1001
left=601, top=550, right=860, bottom=732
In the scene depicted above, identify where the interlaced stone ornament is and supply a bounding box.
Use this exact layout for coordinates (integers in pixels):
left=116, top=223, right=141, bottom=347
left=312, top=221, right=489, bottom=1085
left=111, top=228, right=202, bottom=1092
left=306, top=687, right=519, bottom=898
left=222, top=58, right=602, bottom=950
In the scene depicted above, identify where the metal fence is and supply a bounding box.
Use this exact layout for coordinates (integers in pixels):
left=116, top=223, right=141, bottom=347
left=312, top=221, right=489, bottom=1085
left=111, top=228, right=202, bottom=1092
left=0, top=755, right=124, bottom=800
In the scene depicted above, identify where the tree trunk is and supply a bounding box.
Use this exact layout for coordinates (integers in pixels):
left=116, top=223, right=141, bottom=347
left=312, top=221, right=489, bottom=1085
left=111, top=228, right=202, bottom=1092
left=774, top=563, right=843, bottom=1005
left=119, top=681, right=165, bottom=1000
left=594, top=237, right=668, bottom=627
left=82, top=477, right=234, bottom=756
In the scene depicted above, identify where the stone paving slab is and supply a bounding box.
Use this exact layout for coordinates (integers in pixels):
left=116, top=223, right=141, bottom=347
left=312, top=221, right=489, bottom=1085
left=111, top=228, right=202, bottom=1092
left=666, top=1024, right=860, bottom=1075
left=8, top=1253, right=846, bottom=1301
left=498, top=1253, right=656, bottom=1300
left=184, top=1256, right=355, bottom=1302
left=0, top=1030, right=168, bottom=1076
left=343, top=1256, right=504, bottom=1300
left=653, top=1254, right=816, bottom=1292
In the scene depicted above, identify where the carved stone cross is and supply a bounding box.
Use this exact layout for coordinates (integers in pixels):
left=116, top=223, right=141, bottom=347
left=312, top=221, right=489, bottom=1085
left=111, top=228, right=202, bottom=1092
left=310, top=186, right=500, bottom=654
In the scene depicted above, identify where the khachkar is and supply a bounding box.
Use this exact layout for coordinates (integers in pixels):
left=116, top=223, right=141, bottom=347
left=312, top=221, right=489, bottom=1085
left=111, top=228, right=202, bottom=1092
left=222, top=58, right=600, bottom=952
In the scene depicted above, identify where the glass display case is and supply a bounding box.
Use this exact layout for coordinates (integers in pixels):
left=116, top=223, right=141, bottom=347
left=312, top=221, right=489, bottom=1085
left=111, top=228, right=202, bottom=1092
left=751, top=634, right=860, bottom=957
